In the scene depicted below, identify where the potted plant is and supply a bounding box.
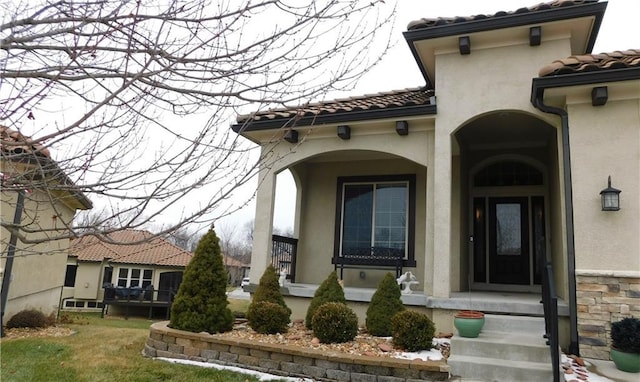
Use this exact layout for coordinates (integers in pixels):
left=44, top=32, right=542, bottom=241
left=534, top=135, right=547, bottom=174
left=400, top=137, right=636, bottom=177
left=453, top=310, right=485, bottom=338
left=610, top=317, right=640, bottom=373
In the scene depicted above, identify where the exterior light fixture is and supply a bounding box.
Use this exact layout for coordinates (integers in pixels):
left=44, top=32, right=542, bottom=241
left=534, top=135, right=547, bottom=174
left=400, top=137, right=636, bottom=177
left=284, top=129, right=298, bottom=143
left=337, top=125, right=351, bottom=140
left=459, top=36, right=471, bottom=55
left=591, top=86, right=608, bottom=106
left=600, top=176, right=621, bottom=211
left=395, top=121, right=409, bottom=136
left=529, top=26, right=541, bottom=46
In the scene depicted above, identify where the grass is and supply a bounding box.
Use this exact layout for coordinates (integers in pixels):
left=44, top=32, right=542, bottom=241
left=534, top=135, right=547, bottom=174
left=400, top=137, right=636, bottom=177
left=1, top=298, right=275, bottom=382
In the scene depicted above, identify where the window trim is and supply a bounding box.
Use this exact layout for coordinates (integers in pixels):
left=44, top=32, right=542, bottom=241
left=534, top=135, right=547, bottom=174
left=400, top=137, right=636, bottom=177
left=334, top=174, right=416, bottom=267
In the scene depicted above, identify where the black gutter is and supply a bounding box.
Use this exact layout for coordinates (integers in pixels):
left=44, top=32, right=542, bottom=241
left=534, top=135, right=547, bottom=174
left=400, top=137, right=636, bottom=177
left=0, top=190, right=25, bottom=337
left=530, top=65, right=640, bottom=357
left=405, top=1, right=607, bottom=89
left=232, top=104, right=437, bottom=133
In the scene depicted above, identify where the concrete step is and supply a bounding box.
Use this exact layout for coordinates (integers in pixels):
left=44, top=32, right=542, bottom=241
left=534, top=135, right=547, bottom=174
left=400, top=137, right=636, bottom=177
left=448, top=354, right=553, bottom=382
left=451, top=330, right=551, bottom=364
left=482, top=314, right=545, bottom=334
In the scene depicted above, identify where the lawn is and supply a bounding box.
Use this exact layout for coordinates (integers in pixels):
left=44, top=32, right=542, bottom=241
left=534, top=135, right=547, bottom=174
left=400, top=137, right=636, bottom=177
left=0, top=299, right=269, bottom=382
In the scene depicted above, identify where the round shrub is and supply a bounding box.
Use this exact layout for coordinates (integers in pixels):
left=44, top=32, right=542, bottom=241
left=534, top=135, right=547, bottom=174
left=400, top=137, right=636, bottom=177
left=247, top=301, right=290, bottom=334
left=390, top=310, right=435, bottom=352
left=366, top=272, right=405, bottom=336
left=611, top=317, right=640, bottom=353
left=6, top=309, right=47, bottom=329
left=312, top=302, right=358, bottom=344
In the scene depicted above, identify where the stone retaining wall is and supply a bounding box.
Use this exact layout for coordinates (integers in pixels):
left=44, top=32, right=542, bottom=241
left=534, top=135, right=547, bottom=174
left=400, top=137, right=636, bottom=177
left=576, top=271, right=640, bottom=360
left=144, top=321, right=450, bottom=382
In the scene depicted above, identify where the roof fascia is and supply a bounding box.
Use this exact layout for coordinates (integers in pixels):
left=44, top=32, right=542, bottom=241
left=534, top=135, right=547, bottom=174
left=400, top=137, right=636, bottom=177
left=232, top=104, right=437, bottom=132
left=404, top=2, right=608, bottom=88
left=531, top=67, right=640, bottom=102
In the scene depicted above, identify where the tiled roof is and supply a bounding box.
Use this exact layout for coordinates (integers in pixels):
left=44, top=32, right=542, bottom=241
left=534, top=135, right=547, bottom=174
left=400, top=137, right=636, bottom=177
left=1, top=125, right=51, bottom=159
left=236, top=87, right=434, bottom=124
left=538, top=49, right=640, bottom=76
left=223, top=255, right=249, bottom=268
left=70, top=229, right=193, bottom=267
left=407, top=0, right=598, bottom=30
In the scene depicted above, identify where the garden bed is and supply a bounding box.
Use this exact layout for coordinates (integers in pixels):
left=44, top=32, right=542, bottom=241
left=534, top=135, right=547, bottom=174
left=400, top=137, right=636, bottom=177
left=144, top=320, right=451, bottom=381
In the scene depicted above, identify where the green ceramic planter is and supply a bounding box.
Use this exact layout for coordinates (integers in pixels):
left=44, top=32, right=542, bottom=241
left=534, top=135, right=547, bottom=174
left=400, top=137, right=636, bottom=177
left=610, top=348, right=640, bottom=373
left=454, top=311, right=485, bottom=338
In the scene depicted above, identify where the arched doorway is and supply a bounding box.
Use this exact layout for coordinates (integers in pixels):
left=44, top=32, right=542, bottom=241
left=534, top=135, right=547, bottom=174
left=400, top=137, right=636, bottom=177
left=455, top=111, right=556, bottom=292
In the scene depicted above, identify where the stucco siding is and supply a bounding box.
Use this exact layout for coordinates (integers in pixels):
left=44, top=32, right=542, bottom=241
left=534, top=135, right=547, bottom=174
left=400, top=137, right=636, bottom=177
left=1, top=190, right=75, bottom=319
left=74, top=261, right=103, bottom=299
left=570, top=99, right=640, bottom=272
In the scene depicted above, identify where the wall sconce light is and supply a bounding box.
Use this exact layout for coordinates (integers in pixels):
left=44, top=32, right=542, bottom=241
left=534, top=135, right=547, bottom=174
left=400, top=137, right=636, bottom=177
left=284, top=129, right=298, bottom=143
left=459, top=36, right=471, bottom=55
left=529, top=26, right=542, bottom=46
left=591, top=86, right=608, bottom=106
left=395, top=120, right=409, bottom=136
left=337, top=125, right=351, bottom=140
left=600, top=176, right=621, bottom=211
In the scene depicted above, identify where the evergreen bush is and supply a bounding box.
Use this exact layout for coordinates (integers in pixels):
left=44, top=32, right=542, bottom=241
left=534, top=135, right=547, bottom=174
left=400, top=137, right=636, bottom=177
left=611, top=317, right=640, bottom=353
left=246, top=301, right=290, bottom=334
left=305, top=270, right=346, bottom=329
left=252, top=264, right=290, bottom=312
left=390, top=310, right=435, bottom=352
left=312, top=302, right=358, bottom=343
left=6, top=309, right=47, bottom=328
left=365, top=272, right=405, bottom=336
left=169, top=228, right=234, bottom=334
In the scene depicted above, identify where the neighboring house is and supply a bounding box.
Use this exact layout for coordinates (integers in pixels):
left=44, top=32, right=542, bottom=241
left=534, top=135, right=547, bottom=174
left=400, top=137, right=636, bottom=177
left=1, top=126, right=92, bottom=324
left=63, top=229, right=192, bottom=317
left=223, top=255, right=250, bottom=286
left=233, top=0, right=639, bottom=363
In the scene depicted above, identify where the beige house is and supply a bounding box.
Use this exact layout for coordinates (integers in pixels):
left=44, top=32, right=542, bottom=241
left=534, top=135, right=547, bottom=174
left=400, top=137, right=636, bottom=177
left=63, top=229, right=192, bottom=317
left=233, top=0, right=639, bottom=369
left=1, top=126, right=92, bottom=325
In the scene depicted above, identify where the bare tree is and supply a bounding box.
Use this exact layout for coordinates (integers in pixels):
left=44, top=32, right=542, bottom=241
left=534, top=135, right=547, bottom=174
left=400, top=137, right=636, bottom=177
left=0, top=0, right=395, bottom=249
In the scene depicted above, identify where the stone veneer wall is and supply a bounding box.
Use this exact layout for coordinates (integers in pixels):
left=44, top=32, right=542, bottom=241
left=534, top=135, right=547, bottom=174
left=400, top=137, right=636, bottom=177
left=144, top=321, right=450, bottom=382
left=576, top=271, right=640, bottom=360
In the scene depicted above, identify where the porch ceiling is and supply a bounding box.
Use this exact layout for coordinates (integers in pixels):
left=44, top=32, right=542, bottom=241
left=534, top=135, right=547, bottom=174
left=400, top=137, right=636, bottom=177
left=306, top=150, right=400, bottom=163
left=455, top=111, right=554, bottom=150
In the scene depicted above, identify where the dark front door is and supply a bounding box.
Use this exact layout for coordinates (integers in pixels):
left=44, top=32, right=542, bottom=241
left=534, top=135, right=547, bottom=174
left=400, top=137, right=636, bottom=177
left=488, top=197, right=530, bottom=285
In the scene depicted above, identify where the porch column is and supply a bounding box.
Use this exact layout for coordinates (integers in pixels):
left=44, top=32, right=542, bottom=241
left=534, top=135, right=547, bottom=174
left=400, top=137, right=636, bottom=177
left=432, top=128, right=452, bottom=298
left=249, top=162, right=276, bottom=283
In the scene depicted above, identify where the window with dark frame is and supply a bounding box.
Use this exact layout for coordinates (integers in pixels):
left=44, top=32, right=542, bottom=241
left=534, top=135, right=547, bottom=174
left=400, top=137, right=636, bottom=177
left=117, top=267, right=153, bottom=288
left=64, top=264, right=77, bottom=287
left=102, top=266, right=113, bottom=287
left=334, top=174, right=416, bottom=266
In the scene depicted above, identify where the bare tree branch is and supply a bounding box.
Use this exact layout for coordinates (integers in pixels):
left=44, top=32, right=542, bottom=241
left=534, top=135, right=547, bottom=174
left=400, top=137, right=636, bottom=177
left=1, top=0, right=396, bottom=251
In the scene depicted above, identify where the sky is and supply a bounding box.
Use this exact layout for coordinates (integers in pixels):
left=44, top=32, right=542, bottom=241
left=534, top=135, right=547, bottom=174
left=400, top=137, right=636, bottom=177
left=217, top=0, right=638, bottom=234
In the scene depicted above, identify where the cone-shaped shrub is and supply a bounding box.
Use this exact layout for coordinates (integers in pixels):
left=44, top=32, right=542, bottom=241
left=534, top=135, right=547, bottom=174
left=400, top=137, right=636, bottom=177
left=305, top=271, right=346, bottom=329
left=390, top=310, right=435, bottom=351
left=365, top=272, right=405, bottom=336
left=247, top=264, right=291, bottom=332
left=170, top=228, right=233, bottom=334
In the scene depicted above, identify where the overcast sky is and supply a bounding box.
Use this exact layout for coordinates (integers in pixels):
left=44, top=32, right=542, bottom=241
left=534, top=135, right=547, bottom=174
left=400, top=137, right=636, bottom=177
left=218, top=0, right=638, bottom=234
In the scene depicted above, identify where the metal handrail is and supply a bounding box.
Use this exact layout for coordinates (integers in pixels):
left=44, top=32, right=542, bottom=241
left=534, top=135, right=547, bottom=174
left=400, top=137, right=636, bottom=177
left=272, top=235, right=297, bottom=283
left=542, top=262, right=560, bottom=382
